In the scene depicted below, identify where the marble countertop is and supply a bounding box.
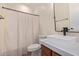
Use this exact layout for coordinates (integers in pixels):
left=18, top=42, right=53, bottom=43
left=39, top=37, right=79, bottom=56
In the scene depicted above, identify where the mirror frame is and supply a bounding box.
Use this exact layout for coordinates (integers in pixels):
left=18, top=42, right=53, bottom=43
left=53, top=3, right=79, bottom=33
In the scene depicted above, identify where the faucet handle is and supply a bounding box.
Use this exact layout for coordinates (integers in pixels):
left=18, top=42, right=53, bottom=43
left=61, top=30, right=63, bottom=32
left=61, top=28, right=68, bottom=32
left=70, top=28, right=74, bottom=30
left=61, top=27, right=71, bottom=32
left=67, top=28, right=74, bottom=31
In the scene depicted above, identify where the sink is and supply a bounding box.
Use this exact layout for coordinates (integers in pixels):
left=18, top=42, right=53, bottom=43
left=46, top=34, right=79, bottom=44
left=47, top=34, right=78, bottom=40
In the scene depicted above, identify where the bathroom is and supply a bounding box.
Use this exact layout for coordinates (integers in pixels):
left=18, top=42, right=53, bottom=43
left=0, top=3, right=79, bottom=56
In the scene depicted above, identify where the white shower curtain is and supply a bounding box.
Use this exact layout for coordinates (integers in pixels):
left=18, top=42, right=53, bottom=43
left=0, top=8, right=39, bottom=56
left=2, top=9, right=18, bottom=56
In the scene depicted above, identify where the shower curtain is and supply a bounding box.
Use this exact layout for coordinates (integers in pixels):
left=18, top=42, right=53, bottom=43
left=0, top=8, right=39, bottom=56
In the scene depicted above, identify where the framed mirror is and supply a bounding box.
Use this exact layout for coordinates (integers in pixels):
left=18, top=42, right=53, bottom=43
left=54, top=3, right=79, bottom=33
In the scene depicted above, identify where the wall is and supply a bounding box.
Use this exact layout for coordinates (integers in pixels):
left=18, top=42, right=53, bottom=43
left=0, top=3, right=40, bottom=55
left=0, top=3, right=79, bottom=55
left=55, top=3, right=70, bottom=31
left=21, top=3, right=55, bottom=35
left=30, top=3, right=79, bottom=37
left=1, top=3, right=55, bottom=35
left=0, top=3, right=79, bottom=38
left=28, top=3, right=79, bottom=37
left=0, top=3, right=56, bottom=55
left=31, top=3, right=55, bottom=35
left=54, top=3, right=79, bottom=37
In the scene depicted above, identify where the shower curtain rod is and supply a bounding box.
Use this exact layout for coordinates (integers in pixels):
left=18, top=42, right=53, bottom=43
left=2, top=6, right=40, bottom=16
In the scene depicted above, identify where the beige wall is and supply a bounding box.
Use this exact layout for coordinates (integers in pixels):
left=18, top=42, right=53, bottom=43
left=55, top=3, right=70, bottom=31
left=2, top=3, right=55, bottom=35
left=0, top=3, right=41, bottom=55
left=0, top=3, right=79, bottom=38
left=54, top=3, right=79, bottom=37
left=0, top=3, right=79, bottom=55
left=34, top=3, right=55, bottom=35
left=32, top=3, right=79, bottom=38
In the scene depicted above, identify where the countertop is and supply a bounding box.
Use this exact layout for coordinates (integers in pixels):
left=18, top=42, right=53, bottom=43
left=39, top=37, right=79, bottom=56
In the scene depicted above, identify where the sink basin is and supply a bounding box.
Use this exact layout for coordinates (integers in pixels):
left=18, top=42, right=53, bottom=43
left=47, top=34, right=78, bottom=40
left=46, top=34, right=79, bottom=44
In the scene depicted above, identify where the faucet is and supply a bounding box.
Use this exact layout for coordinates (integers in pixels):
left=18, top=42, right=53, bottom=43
left=61, top=27, right=69, bottom=36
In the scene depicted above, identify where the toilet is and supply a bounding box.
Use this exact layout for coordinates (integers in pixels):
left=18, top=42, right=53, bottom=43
left=27, top=44, right=41, bottom=56
left=27, top=35, right=46, bottom=56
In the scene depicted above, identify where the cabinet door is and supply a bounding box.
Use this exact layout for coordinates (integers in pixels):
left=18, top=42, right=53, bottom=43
left=41, top=45, right=52, bottom=56
left=52, top=51, right=61, bottom=56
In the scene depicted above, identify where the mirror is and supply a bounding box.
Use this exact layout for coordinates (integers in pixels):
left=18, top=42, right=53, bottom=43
left=54, top=3, right=79, bottom=33
left=69, top=3, right=79, bottom=32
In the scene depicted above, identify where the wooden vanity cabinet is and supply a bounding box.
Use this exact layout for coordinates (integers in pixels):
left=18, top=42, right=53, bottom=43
left=41, top=45, right=52, bottom=56
left=52, top=50, right=61, bottom=56
left=41, top=45, right=61, bottom=56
